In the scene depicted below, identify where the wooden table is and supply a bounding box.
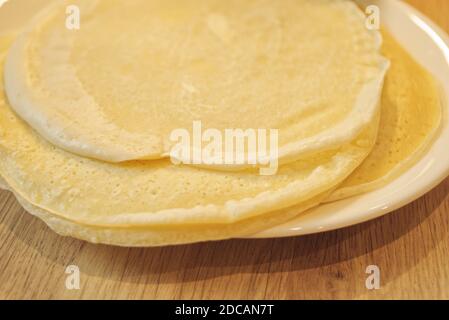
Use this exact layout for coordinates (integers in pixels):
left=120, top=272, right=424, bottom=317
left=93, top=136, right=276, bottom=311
left=1, top=0, right=448, bottom=300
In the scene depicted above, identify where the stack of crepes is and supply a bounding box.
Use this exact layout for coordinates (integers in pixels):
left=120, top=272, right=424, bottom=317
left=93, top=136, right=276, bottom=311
left=0, top=0, right=442, bottom=246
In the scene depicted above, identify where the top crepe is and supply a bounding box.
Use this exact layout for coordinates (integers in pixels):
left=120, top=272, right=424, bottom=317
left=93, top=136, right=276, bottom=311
left=4, top=0, right=387, bottom=166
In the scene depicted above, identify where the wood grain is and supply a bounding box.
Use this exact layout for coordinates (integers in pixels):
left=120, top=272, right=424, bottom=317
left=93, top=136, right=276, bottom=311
left=1, top=0, right=448, bottom=300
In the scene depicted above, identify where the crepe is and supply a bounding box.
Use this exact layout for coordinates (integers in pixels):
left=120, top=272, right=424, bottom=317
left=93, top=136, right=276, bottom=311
left=4, top=0, right=387, bottom=167
left=327, top=32, right=442, bottom=201
left=0, top=176, right=328, bottom=246
left=0, top=34, right=380, bottom=245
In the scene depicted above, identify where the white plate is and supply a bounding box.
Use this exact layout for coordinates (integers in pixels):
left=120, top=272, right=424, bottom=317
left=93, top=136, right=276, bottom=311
left=251, top=0, right=449, bottom=238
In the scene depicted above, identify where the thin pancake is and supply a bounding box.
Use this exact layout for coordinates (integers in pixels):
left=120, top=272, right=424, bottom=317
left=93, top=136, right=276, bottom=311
left=0, top=35, right=380, bottom=245
left=0, top=176, right=327, bottom=247
left=4, top=0, right=387, bottom=167
left=327, top=32, right=442, bottom=202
